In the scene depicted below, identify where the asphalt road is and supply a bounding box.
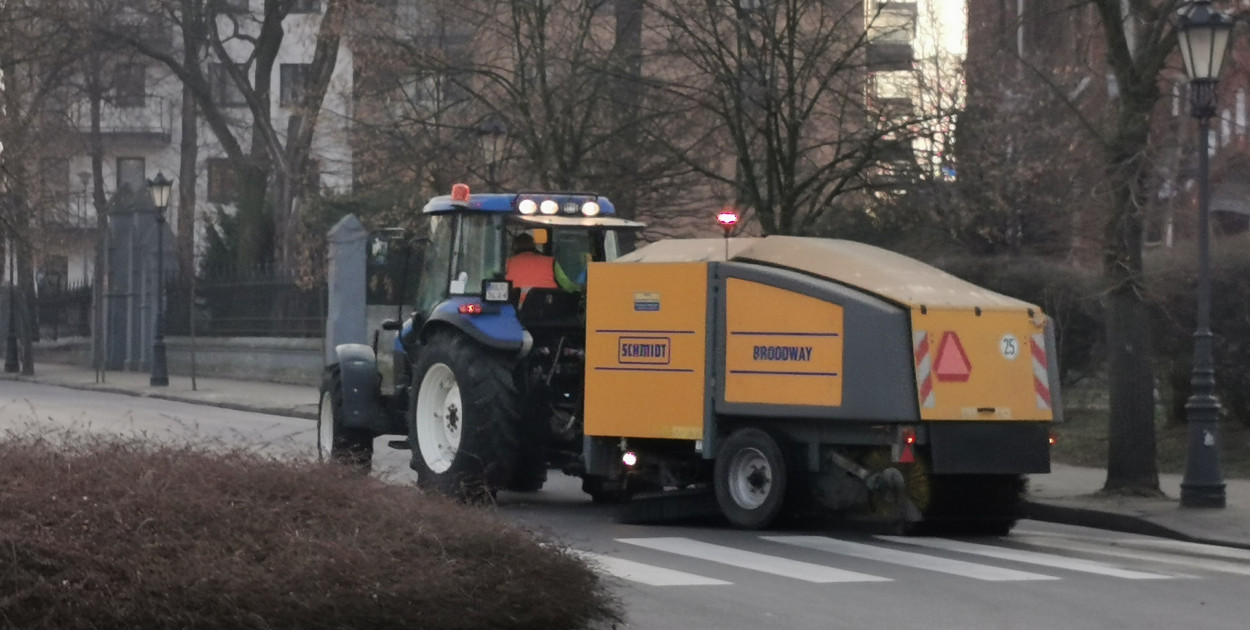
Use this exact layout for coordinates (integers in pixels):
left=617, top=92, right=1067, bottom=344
left=2, top=381, right=1247, bottom=630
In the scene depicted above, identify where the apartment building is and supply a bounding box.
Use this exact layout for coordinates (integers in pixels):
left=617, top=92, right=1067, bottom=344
left=32, top=0, right=353, bottom=368
left=964, top=0, right=1250, bottom=254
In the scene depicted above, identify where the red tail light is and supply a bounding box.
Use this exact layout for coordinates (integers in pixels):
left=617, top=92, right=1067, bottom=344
left=458, top=303, right=484, bottom=315
left=902, top=426, right=917, bottom=445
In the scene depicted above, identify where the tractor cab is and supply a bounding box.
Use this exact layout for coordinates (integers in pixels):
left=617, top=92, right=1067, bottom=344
left=409, top=184, right=644, bottom=336
left=390, top=185, right=645, bottom=488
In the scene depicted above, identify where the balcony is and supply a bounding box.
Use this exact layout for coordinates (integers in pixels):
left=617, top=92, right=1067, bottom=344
left=69, top=95, right=174, bottom=145
left=866, top=42, right=914, bottom=71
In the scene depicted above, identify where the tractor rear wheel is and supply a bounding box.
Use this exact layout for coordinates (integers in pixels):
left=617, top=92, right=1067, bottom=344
left=714, top=428, right=790, bottom=529
left=317, top=365, right=374, bottom=474
left=408, top=332, right=522, bottom=501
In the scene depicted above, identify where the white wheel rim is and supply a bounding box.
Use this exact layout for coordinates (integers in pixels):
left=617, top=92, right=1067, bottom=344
left=317, top=390, right=334, bottom=461
left=416, top=363, right=463, bottom=474
left=727, top=447, right=772, bottom=510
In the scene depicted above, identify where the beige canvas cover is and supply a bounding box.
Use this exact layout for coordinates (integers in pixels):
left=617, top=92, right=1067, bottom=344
left=619, top=235, right=1035, bottom=311
left=614, top=238, right=762, bottom=262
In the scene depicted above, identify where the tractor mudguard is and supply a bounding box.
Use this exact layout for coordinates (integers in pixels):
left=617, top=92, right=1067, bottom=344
left=422, top=297, right=528, bottom=353
left=331, top=344, right=390, bottom=435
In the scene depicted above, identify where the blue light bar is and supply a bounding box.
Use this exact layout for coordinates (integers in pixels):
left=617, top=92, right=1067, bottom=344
left=422, top=191, right=616, bottom=216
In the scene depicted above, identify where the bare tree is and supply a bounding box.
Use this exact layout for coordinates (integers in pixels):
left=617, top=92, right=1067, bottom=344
left=644, top=0, right=939, bottom=235
left=0, top=0, right=100, bottom=375
left=88, top=0, right=352, bottom=269
left=963, top=0, right=1186, bottom=494
left=348, top=0, right=698, bottom=229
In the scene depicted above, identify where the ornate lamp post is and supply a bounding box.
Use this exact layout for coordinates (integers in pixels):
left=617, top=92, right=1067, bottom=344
left=479, top=119, right=507, bottom=192
left=147, top=172, right=173, bottom=387
left=1176, top=0, right=1232, bottom=508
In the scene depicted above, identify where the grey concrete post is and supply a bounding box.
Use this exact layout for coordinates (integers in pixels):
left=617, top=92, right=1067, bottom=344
left=325, top=214, right=369, bottom=365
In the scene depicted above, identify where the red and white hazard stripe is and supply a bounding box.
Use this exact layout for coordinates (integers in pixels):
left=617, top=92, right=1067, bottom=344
left=913, top=330, right=936, bottom=409
left=1031, top=333, right=1051, bottom=410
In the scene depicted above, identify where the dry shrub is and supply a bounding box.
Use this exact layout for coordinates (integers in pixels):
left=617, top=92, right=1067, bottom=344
left=0, top=435, right=621, bottom=630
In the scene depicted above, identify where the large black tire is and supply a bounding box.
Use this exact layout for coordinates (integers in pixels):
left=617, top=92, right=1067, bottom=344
left=407, top=332, right=523, bottom=501
left=507, top=381, right=550, bottom=493
left=714, top=428, right=791, bottom=529
left=581, top=476, right=626, bottom=504
left=909, top=474, right=1025, bottom=536
left=317, top=365, right=374, bottom=474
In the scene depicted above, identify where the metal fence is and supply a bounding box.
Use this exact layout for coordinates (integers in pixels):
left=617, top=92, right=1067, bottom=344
left=165, top=265, right=326, bottom=338
left=35, top=283, right=93, bottom=341
left=33, top=268, right=326, bottom=341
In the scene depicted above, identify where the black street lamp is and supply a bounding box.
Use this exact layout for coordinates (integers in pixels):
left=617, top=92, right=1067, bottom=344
left=479, top=119, right=507, bottom=192
left=147, top=172, right=173, bottom=387
left=1176, top=0, right=1232, bottom=509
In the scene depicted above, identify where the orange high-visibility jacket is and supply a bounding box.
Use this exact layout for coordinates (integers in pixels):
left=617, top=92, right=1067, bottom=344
left=506, top=251, right=559, bottom=289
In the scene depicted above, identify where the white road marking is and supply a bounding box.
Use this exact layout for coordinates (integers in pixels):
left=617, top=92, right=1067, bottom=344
left=572, top=551, right=731, bottom=586
left=1119, top=539, right=1250, bottom=562
left=616, top=537, right=892, bottom=584
left=1015, top=537, right=1248, bottom=577
left=763, top=535, right=1060, bottom=582
left=878, top=536, right=1173, bottom=580
left=1013, top=529, right=1250, bottom=564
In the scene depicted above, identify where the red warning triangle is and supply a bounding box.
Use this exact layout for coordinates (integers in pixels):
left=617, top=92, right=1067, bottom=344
left=899, top=442, right=915, bottom=464
left=934, top=331, right=972, bottom=382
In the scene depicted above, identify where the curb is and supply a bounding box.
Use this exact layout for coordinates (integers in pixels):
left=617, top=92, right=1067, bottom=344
left=1, top=374, right=318, bottom=421
left=1025, top=500, right=1250, bottom=551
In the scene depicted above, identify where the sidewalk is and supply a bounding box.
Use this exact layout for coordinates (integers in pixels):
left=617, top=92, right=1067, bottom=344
left=4, top=361, right=1248, bottom=549
left=0, top=361, right=321, bottom=421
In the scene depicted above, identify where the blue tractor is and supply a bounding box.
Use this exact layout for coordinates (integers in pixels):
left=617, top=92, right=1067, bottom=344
left=317, top=184, right=643, bottom=499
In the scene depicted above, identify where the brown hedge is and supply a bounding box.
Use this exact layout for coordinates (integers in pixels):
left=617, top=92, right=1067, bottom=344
left=0, top=435, right=621, bottom=630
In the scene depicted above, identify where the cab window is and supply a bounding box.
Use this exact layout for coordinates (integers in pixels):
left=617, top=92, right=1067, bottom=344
left=449, top=213, right=505, bottom=294
left=414, top=215, right=455, bottom=314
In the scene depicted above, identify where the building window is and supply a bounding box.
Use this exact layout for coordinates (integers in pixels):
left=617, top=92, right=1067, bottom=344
left=116, top=158, right=146, bottom=201
left=115, top=64, right=146, bottom=107
left=280, top=64, right=311, bottom=107
left=291, top=0, right=321, bottom=13
left=39, top=158, right=69, bottom=205
left=210, top=63, right=248, bottom=107
left=207, top=158, right=238, bottom=204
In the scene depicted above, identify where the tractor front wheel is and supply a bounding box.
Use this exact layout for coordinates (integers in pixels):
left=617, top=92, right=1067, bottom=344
left=317, top=365, right=374, bottom=474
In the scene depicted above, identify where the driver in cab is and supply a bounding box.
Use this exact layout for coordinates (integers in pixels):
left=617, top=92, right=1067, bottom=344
left=506, top=232, right=559, bottom=299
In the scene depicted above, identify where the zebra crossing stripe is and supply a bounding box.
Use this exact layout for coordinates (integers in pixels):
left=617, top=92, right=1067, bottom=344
left=572, top=550, right=731, bottom=586
left=1013, top=537, right=1250, bottom=577
left=762, top=536, right=1060, bottom=582
left=1120, top=538, right=1250, bottom=563
left=877, top=536, right=1173, bottom=579
left=617, top=537, right=891, bottom=583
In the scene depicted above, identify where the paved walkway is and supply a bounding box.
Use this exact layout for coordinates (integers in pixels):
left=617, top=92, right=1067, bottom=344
left=4, top=362, right=1248, bottom=549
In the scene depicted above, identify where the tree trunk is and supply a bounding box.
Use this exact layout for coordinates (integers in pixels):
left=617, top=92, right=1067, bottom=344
left=17, top=236, right=35, bottom=376
left=1100, top=100, right=1162, bottom=495
left=608, top=0, right=643, bottom=222
left=177, top=21, right=200, bottom=288
left=1103, top=285, right=1160, bottom=493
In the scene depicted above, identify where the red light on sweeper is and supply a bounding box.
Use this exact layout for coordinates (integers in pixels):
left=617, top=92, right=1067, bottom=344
left=450, top=183, right=471, bottom=202
left=716, top=209, right=739, bottom=227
